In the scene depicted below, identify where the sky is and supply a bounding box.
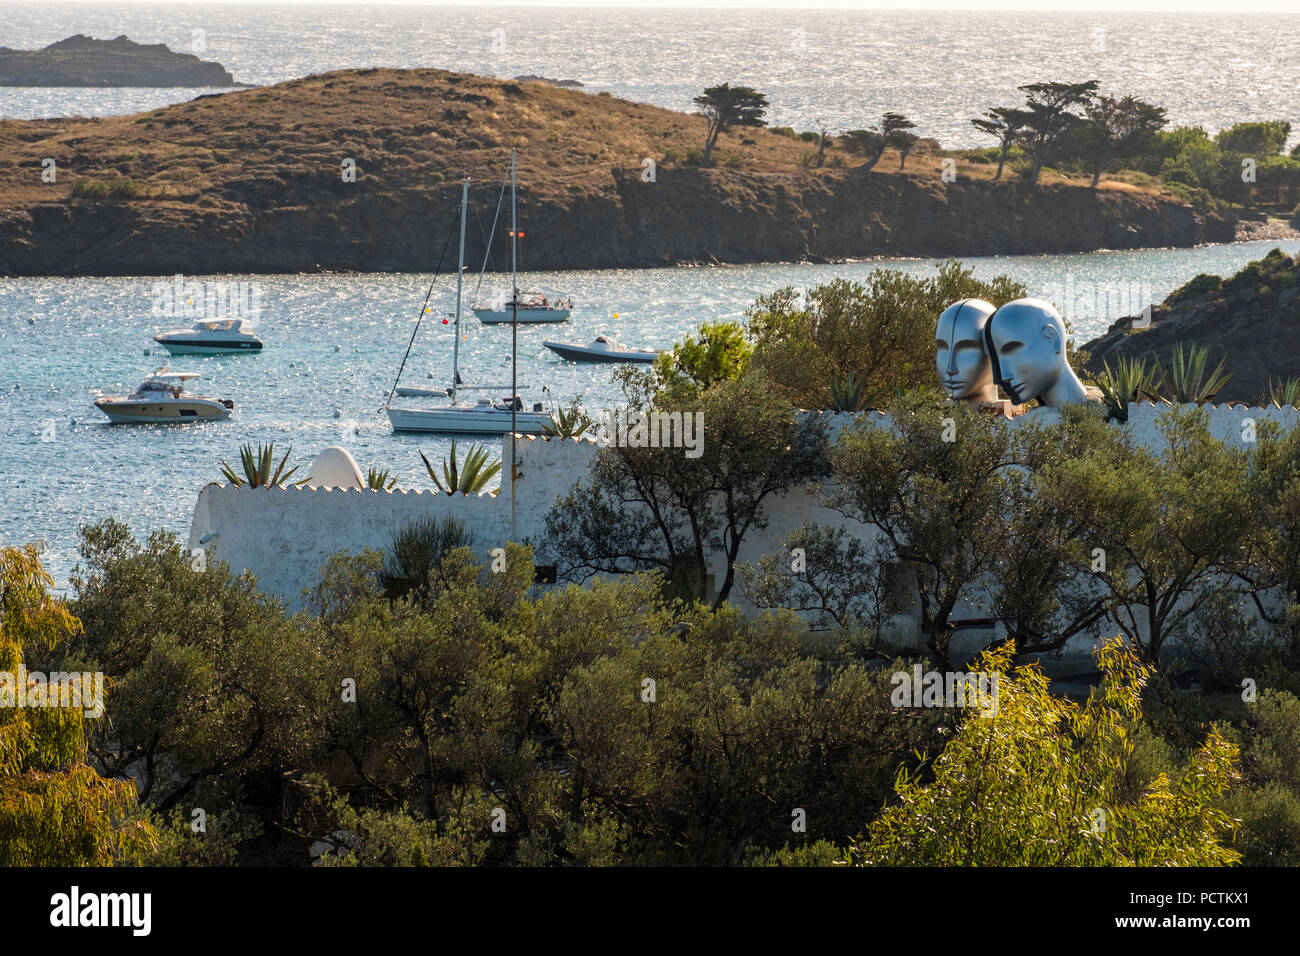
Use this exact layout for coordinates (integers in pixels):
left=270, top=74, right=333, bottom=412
left=14, top=0, right=1300, bottom=11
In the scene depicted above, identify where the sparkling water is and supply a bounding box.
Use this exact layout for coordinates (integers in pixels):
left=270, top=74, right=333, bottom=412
left=4, top=238, right=1298, bottom=588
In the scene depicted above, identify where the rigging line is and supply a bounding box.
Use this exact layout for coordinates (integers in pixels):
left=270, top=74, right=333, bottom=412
left=384, top=199, right=461, bottom=410
left=471, top=170, right=510, bottom=310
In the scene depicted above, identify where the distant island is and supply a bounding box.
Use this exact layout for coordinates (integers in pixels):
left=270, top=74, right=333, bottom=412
left=0, top=67, right=1253, bottom=276
left=514, top=74, right=582, bottom=88
left=0, top=34, right=243, bottom=87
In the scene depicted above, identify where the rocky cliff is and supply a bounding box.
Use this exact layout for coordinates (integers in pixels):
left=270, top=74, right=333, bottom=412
left=0, top=34, right=240, bottom=87
left=1082, top=249, right=1300, bottom=404
left=0, top=68, right=1233, bottom=276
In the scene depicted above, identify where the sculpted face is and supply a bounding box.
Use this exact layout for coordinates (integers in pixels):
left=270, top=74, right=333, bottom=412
left=985, top=298, right=1087, bottom=406
left=935, top=299, right=997, bottom=403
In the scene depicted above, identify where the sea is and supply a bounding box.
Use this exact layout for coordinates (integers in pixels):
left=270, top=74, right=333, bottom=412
left=2, top=4, right=1300, bottom=587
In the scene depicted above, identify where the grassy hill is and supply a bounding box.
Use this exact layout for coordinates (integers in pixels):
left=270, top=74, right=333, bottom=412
left=0, top=68, right=1235, bottom=275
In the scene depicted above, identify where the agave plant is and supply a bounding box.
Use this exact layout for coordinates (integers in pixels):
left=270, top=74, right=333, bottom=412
left=1266, top=377, right=1300, bottom=409
left=1094, top=355, right=1161, bottom=423
left=219, top=442, right=302, bottom=488
left=830, top=370, right=867, bottom=412
left=366, top=467, right=397, bottom=491
left=420, top=440, right=502, bottom=495
left=1159, top=342, right=1231, bottom=404
left=543, top=400, right=594, bottom=439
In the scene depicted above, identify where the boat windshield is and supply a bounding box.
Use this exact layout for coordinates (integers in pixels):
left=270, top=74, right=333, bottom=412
left=195, top=318, right=249, bottom=332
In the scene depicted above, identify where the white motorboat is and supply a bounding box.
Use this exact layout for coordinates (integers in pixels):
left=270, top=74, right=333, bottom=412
left=94, top=369, right=234, bottom=424
left=154, top=317, right=263, bottom=354
left=386, top=161, right=557, bottom=437
left=473, top=292, right=571, bottom=325
left=544, top=336, right=660, bottom=363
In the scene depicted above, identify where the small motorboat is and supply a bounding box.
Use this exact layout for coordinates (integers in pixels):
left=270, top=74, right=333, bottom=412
left=94, top=368, right=234, bottom=424
left=543, top=335, right=660, bottom=363
left=474, top=292, right=571, bottom=325
left=154, top=317, right=263, bottom=354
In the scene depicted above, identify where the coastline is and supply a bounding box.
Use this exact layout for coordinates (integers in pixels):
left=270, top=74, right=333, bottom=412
left=0, top=68, right=1243, bottom=278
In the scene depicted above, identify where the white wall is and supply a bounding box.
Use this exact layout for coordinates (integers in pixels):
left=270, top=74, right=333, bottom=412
left=189, top=403, right=1298, bottom=659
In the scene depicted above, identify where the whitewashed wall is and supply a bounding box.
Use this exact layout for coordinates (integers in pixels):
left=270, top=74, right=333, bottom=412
left=189, top=403, right=1299, bottom=659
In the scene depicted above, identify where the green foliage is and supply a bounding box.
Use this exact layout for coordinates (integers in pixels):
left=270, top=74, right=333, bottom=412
left=693, top=83, right=768, bottom=166
left=381, top=514, right=475, bottom=600
left=62, top=521, right=318, bottom=821
left=1266, top=377, right=1300, bottom=409
left=1093, top=354, right=1162, bottom=422
left=1015, top=79, right=1100, bottom=186
left=852, top=640, right=1241, bottom=866
left=1168, top=271, right=1223, bottom=305
left=1078, top=94, right=1167, bottom=187
left=1032, top=406, right=1254, bottom=665
left=1215, top=120, right=1291, bottom=157
left=748, top=258, right=1026, bottom=412
left=1158, top=342, right=1232, bottom=404
left=0, top=542, right=156, bottom=865
left=542, top=397, right=594, bottom=439
left=971, top=106, right=1032, bottom=180
left=544, top=368, right=828, bottom=607
left=366, top=467, right=397, bottom=490
left=840, top=112, right=916, bottom=172
left=651, top=320, right=752, bottom=395
left=824, top=392, right=1016, bottom=665
left=828, top=370, right=867, bottom=412
left=219, top=442, right=302, bottom=488
left=420, top=440, right=502, bottom=495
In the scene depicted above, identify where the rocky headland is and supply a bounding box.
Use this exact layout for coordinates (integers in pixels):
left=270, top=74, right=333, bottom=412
left=1082, top=248, right=1300, bottom=404
left=0, top=34, right=242, bottom=88
left=0, top=67, right=1235, bottom=276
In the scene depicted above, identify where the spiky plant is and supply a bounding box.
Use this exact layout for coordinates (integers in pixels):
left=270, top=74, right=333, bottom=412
left=219, top=443, right=302, bottom=488
left=1094, top=355, right=1161, bottom=423
left=366, top=467, right=397, bottom=491
left=420, top=441, right=502, bottom=495
left=1266, top=377, right=1300, bottom=409
left=1159, top=342, right=1231, bottom=404
left=830, top=371, right=867, bottom=412
left=543, top=401, right=593, bottom=439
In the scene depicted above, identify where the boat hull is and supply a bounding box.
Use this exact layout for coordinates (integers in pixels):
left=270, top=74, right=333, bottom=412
left=95, top=399, right=233, bottom=424
left=154, top=338, right=263, bottom=355
left=544, top=341, right=659, bottom=363
left=388, top=405, right=553, bottom=435
left=474, top=308, right=570, bottom=325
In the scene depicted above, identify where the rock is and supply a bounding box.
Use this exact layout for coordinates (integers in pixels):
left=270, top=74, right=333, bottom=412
left=0, top=34, right=241, bottom=87
left=1082, top=249, right=1300, bottom=403
left=514, top=74, right=583, bottom=88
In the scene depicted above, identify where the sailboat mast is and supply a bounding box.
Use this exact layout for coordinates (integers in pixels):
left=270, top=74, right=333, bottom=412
left=451, top=177, right=468, bottom=405
left=510, top=150, right=518, bottom=538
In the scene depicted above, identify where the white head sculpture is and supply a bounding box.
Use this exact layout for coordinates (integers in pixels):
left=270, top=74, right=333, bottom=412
left=984, top=298, right=1090, bottom=406
left=935, top=298, right=998, bottom=405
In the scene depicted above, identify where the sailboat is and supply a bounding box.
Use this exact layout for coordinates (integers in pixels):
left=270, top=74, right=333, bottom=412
left=386, top=161, right=555, bottom=436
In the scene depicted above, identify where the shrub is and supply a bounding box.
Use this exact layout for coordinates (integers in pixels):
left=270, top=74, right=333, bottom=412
left=381, top=514, right=474, bottom=599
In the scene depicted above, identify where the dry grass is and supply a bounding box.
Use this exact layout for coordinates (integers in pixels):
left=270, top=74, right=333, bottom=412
left=0, top=67, right=1172, bottom=219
